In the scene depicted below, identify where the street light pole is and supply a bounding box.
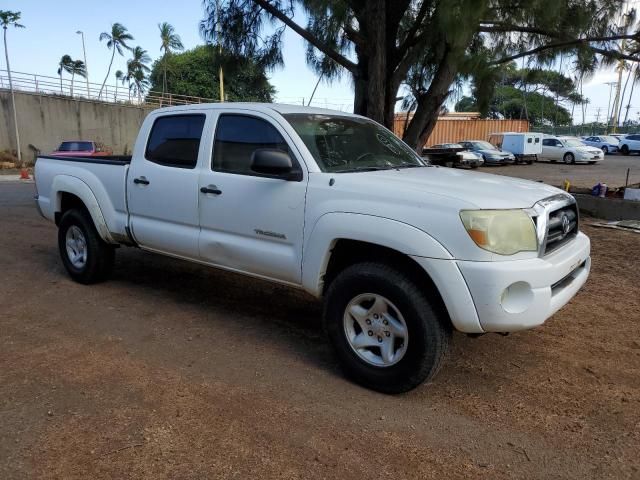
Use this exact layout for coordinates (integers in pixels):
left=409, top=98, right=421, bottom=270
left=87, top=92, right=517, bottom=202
left=3, top=24, right=21, bottom=164
left=76, top=30, right=89, bottom=98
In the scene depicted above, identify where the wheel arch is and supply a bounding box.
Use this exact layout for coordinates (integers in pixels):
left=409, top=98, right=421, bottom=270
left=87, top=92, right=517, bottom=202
left=52, top=176, right=115, bottom=244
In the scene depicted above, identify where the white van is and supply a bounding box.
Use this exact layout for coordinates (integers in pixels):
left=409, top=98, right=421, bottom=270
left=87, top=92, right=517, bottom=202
left=488, top=132, right=543, bottom=164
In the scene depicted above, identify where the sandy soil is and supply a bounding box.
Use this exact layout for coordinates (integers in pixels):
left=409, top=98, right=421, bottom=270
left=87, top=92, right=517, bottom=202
left=1, top=182, right=639, bottom=479
left=487, top=154, right=640, bottom=189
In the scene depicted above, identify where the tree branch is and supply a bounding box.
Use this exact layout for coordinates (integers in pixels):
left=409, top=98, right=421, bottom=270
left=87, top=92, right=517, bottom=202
left=490, top=33, right=640, bottom=65
left=250, top=0, right=357, bottom=73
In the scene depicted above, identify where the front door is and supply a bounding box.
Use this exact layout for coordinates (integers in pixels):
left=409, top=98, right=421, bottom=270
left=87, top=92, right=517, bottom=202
left=198, top=112, right=307, bottom=285
left=127, top=113, right=206, bottom=259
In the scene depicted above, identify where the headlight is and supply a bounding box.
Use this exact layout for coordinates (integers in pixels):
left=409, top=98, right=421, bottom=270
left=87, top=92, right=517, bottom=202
left=460, top=210, right=538, bottom=255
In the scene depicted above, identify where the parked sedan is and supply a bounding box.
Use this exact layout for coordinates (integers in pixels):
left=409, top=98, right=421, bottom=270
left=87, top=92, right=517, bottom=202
left=582, top=135, right=619, bottom=154
left=458, top=140, right=516, bottom=165
left=541, top=136, right=603, bottom=164
left=50, top=141, right=112, bottom=157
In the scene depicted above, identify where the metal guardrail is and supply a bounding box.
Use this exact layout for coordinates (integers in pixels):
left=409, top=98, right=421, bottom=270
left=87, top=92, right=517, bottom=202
left=0, top=69, right=218, bottom=108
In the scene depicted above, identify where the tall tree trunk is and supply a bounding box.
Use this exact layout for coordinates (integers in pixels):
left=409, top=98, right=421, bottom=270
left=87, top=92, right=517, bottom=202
left=623, top=65, right=637, bottom=125
left=402, top=55, right=458, bottom=150
left=99, top=47, right=116, bottom=99
left=163, top=55, right=167, bottom=96
left=363, top=0, right=386, bottom=123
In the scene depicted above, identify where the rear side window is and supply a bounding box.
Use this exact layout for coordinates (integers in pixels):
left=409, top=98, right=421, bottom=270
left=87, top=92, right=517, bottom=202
left=58, top=141, right=93, bottom=152
left=213, top=114, right=290, bottom=175
left=145, top=114, right=206, bottom=168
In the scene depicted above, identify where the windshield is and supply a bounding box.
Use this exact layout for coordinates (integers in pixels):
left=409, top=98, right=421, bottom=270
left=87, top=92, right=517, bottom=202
left=58, top=141, right=93, bottom=152
left=601, top=136, right=619, bottom=143
left=470, top=141, right=495, bottom=150
left=564, top=139, right=586, bottom=147
left=282, top=114, right=426, bottom=172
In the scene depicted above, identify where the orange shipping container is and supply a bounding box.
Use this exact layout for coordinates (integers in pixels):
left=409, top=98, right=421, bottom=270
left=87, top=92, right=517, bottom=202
left=394, top=113, right=529, bottom=148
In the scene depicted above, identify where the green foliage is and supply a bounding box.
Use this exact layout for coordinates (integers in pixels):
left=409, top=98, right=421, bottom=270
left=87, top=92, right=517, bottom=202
left=0, top=10, right=24, bottom=29
left=456, top=86, right=573, bottom=126
left=456, top=63, right=585, bottom=126
left=99, top=23, right=134, bottom=56
left=147, top=45, right=275, bottom=101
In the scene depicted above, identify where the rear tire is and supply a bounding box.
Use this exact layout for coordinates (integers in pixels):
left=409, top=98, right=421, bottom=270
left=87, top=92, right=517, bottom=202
left=602, top=146, right=608, bottom=154
left=621, top=144, right=629, bottom=155
left=323, top=262, right=450, bottom=394
left=58, top=209, right=115, bottom=284
left=563, top=152, right=575, bottom=164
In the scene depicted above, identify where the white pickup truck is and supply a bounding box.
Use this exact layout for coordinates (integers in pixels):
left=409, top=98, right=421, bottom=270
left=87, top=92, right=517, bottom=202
left=34, top=103, right=591, bottom=393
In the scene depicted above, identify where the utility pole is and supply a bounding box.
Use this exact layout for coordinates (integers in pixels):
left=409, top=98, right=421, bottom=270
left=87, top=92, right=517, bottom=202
left=595, top=107, right=602, bottom=134
left=76, top=30, right=90, bottom=98
left=2, top=22, right=21, bottom=164
left=216, top=0, right=224, bottom=102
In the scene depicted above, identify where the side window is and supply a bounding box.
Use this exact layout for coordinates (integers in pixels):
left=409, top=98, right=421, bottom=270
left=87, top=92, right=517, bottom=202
left=213, top=114, right=291, bottom=175
left=534, top=137, right=540, bottom=143
left=145, top=114, right=206, bottom=169
left=527, top=137, right=532, bottom=143
left=542, top=139, right=555, bottom=147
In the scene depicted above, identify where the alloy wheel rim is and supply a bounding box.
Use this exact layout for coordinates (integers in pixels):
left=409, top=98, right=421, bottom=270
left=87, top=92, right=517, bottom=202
left=343, top=293, right=409, bottom=367
left=65, top=225, right=88, bottom=269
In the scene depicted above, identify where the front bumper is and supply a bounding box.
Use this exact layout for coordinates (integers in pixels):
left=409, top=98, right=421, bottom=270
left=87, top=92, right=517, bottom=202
left=413, top=232, right=591, bottom=333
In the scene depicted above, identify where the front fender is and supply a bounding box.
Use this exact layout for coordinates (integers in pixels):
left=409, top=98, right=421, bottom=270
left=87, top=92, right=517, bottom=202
left=301, top=212, right=452, bottom=296
left=52, top=175, right=115, bottom=244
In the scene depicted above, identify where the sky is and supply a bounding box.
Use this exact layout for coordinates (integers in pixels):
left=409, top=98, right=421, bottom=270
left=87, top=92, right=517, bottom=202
left=1, top=0, right=637, bottom=123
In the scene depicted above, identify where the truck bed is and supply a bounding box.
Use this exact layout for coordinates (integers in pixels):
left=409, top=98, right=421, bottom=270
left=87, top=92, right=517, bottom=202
left=35, top=155, right=131, bottom=243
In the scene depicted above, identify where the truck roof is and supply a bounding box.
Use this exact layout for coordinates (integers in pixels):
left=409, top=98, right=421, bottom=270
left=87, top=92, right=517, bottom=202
left=150, top=102, right=357, bottom=118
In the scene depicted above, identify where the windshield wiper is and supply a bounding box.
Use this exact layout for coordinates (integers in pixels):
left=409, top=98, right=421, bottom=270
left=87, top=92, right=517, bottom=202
left=333, top=166, right=393, bottom=173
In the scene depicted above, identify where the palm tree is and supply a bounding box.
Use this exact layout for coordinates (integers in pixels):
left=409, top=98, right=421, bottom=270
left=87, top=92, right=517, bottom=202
left=114, top=70, right=123, bottom=100
left=98, top=23, right=133, bottom=99
left=1, top=10, right=25, bottom=164
left=130, top=68, right=150, bottom=103
left=70, top=59, right=87, bottom=97
left=57, top=54, right=73, bottom=94
left=126, top=46, right=151, bottom=103
left=158, top=22, right=183, bottom=97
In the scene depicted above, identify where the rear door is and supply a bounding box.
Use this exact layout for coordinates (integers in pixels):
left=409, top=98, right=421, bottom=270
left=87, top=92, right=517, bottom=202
left=198, top=112, right=308, bottom=285
left=127, top=112, right=207, bottom=259
left=542, top=138, right=561, bottom=160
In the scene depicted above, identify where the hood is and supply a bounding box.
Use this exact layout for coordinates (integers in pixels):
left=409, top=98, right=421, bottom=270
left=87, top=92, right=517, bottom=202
left=576, top=145, right=603, bottom=154
left=330, top=166, right=564, bottom=210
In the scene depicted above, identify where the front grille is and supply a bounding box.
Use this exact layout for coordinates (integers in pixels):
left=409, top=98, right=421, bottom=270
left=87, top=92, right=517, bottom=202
left=544, top=204, right=578, bottom=254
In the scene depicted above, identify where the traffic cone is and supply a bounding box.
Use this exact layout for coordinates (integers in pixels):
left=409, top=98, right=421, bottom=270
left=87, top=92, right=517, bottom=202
left=20, top=168, right=30, bottom=180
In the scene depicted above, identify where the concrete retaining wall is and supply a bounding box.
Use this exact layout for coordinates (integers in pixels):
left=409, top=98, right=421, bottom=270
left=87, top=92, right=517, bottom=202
left=0, top=90, right=154, bottom=162
left=574, top=194, right=640, bottom=220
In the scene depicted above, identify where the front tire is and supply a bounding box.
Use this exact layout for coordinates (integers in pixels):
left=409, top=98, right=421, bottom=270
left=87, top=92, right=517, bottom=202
left=58, top=209, right=115, bottom=284
left=323, top=262, right=450, bottom=393
left=621, top=144, right=630, bottom=155
left=602, top=146, right=608, bottom=154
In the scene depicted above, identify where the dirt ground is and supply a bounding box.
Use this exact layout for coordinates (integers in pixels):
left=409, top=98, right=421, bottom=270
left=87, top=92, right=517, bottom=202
left=486, top=154, right=640, bottom=189
left=1, top=182, right=639, bottom=480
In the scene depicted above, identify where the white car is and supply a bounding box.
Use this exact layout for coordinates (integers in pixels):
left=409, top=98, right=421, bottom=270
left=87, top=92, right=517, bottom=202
left=541, top=136, right=604, bottom=164
left=34, top=103, right=591, bottom=393
left=619, top=133, right=640, bottom=155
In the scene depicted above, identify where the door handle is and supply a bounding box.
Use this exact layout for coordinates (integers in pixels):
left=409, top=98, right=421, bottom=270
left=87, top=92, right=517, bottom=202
left=200, top=185, right=222, bottom=195
left=133, top=176, right=150, bottom=185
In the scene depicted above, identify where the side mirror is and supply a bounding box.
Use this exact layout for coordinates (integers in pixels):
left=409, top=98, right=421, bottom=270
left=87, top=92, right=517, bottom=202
left=250, top=149, right=300, bottom=180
